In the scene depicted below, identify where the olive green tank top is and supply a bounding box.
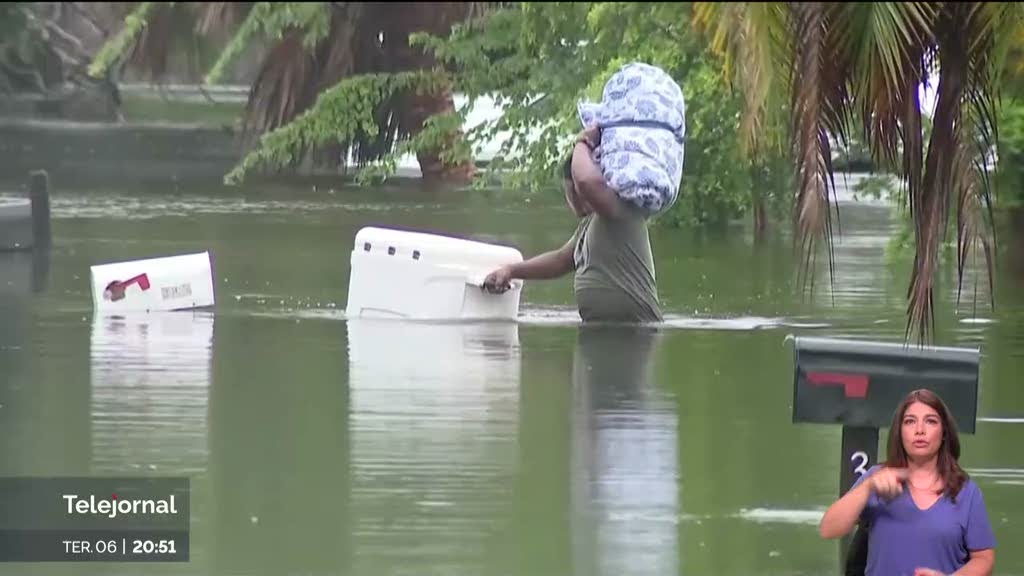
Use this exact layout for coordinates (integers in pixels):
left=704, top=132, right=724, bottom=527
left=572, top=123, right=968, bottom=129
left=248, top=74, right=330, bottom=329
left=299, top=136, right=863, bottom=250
left=569, top=207, right=663, bottom=323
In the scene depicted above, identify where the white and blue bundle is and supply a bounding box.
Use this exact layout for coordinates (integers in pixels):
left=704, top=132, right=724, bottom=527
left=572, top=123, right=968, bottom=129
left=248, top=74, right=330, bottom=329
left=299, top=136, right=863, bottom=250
left=577, top=62, right=686, bottom=215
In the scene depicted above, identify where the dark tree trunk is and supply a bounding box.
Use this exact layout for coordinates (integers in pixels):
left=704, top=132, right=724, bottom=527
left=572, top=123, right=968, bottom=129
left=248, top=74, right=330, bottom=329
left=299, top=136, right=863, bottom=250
left=385, top=2, right=476, bottom=183
left=1009, top=206, right=1024, bottom=279
left=0, top=3, right=122, bottom=122
left=751, top=161, right=769, bottom=243
left=399, top=85, right=475, bottom=184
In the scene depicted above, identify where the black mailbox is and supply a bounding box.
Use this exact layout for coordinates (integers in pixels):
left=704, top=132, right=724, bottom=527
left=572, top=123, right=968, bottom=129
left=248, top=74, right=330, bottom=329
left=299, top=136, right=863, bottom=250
left=789, top=336, right=982, bottom=573
left=792, top=336, right=980, bottom=433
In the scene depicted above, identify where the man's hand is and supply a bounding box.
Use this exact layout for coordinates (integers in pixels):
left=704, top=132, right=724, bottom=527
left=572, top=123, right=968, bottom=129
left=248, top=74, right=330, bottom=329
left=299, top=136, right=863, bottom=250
left=868, top=467, right=909, bottom=499
left=576, top=124, right=601, bottom=149
left=482, top=266, right=513, bottom=294
left=913, top=568, right=945, bottom=576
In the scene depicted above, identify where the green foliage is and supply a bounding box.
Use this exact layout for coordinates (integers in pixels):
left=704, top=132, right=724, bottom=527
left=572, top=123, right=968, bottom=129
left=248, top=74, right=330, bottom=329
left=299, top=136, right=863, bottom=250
left=851, top=173, right=898, bottom=202
left=355, top=110, right=472, bottom=185
left=885, top=208, right=958, bottom=265
left=996, top=97, right=1024, bottom=210
left=205, top=2, right=330, bottom=85
left=414, top=3, right=792, bottom=227
left=93, top=1, right=792, bottom=230
left=225, top=71, right=448, bottom=185
left=413, top=5, right=602, bottom=191
left=666, top=61, right=754, bottom=227
left=88, top=2, right=162, bottom=79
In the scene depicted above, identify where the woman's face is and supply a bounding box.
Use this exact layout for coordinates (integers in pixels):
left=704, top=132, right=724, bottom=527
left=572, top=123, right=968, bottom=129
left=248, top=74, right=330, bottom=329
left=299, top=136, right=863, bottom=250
left=901, top=401, right=943, bottom=461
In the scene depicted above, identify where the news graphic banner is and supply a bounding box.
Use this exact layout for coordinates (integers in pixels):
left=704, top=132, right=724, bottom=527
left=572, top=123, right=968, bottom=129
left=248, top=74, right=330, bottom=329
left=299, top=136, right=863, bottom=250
left=0, top=477, right=189, bottom=562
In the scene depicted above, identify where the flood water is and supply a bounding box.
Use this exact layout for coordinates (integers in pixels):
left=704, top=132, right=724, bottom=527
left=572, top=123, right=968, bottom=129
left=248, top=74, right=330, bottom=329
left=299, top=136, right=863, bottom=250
left=1, top=177, right=1022, bottom=575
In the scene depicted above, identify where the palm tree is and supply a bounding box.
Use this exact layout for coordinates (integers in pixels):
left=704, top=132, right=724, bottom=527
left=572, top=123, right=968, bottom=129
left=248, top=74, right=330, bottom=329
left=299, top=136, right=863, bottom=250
left=695, top=2, right=1023, bottom=342
left=91, top=2, right=491, bottom=182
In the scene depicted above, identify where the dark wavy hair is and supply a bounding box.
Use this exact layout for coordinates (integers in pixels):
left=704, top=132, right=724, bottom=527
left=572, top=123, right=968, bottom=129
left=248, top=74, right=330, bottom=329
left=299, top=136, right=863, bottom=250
left=884, top=388, right=969, bottom=501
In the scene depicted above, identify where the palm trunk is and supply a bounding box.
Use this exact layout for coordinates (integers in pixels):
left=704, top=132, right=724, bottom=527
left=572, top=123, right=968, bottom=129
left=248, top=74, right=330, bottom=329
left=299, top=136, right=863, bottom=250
left=387, top=2, right=476, bottom=184
left=751, top=161, right=768, bottom=242
left=395, top=86, right=475, bottom=183
left=753, top=193, right=768, bottom=241
left=1010, top=206, right=1024, bottom=279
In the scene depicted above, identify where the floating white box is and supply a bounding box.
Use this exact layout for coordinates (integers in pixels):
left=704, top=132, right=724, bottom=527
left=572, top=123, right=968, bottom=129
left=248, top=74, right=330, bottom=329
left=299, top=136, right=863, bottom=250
left=90, top=251, right=215, bottom=313
left=345, top=227, right=524, bottom=320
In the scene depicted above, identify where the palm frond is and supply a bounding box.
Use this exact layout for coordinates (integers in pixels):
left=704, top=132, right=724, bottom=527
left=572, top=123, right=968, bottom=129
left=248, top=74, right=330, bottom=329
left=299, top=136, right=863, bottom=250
left=790, top=2, right=838, bottom=295
left=902, top=2, right=1015, bottom=342
left=837, top=2, right=936, bottom=170
left=952, top=130, right=995, bottom=316
left=907, top=4, right=969, bottom=343
left=693, top=2, right=789, bottom=156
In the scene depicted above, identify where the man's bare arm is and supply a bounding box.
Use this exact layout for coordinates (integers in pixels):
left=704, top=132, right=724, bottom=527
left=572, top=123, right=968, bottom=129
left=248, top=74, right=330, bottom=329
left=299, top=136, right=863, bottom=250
left=571, top=141, right=621, bottom=218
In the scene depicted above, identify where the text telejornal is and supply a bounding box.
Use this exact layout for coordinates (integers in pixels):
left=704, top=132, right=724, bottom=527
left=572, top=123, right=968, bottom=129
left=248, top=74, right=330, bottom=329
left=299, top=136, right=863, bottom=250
left=63, top=494, right=178, bottom=519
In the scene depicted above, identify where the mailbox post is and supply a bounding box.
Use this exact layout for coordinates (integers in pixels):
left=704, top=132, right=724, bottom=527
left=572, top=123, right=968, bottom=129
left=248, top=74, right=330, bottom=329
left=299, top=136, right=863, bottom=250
left=789, top=336, right=980, bottom=572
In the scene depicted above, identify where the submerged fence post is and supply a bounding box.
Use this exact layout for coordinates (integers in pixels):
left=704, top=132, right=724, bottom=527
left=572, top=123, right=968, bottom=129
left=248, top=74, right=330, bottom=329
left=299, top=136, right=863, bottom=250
left=29, top=170, right=51, bottom=250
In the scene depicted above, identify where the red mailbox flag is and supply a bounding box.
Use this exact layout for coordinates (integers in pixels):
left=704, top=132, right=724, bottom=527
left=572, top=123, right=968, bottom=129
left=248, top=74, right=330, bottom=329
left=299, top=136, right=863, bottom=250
left=807, top=372, right=869, bottom=399
left=103, top=273, right=151, bottom=302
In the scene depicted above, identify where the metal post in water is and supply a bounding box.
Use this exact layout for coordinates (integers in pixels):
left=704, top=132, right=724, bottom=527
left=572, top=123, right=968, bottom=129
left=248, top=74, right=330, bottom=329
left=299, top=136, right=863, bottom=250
left=29, top=170, right=51, bottom=250
left=839, top=425, right=878, bottom=575
left=840, top=426, right=879, bottom=498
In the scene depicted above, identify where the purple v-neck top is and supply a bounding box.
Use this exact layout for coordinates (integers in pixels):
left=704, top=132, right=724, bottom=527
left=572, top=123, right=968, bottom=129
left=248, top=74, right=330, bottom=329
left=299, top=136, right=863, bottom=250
left=853, top=465, right=997, bottom=576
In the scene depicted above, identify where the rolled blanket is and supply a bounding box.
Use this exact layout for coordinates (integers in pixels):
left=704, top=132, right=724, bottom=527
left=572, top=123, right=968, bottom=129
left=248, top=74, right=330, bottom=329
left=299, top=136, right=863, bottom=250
left=577, top=62, right=686, bottom=215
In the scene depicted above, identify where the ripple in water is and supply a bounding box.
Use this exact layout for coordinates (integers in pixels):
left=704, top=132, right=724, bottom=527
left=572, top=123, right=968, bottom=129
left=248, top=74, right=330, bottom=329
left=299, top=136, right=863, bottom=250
left=735, top=508, right=825, bottom=525
left=49, top=194, right=444, bottom=220
left=89, top=312, right=212, bottom=474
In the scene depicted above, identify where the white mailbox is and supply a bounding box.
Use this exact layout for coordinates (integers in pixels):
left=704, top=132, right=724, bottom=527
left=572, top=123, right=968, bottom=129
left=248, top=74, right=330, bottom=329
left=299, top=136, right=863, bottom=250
left=90, top=251, right=216, bottom=313
left=345, top=226, right=524, bottom=321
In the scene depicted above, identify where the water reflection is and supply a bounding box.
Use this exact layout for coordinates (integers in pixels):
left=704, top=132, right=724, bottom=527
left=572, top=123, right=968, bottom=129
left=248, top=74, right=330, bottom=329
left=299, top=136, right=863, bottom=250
left=207, top=314, right=351, bottom=575
left=0, top=248, right=76, bottom=478
left=0, top=182, right=1021, bottom=575
left=89, top=312, right=213, bottom=474
left=570, top=325, right=677, bottom=576
left=346, top=318, right=521, bottom=573
left=812, top=202, right=903, bottom=313
left=0, top=249, right=49, bottom=296
left=0, top=293, right=32, bottom=476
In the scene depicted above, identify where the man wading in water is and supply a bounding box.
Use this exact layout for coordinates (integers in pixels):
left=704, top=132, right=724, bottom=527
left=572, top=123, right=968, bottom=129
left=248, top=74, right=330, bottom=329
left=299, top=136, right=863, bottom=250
left=482, top=126, right=663, bottom=324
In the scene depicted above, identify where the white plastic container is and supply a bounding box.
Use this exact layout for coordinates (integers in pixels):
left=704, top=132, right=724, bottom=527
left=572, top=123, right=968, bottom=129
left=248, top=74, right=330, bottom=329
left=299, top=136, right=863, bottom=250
left=90, top=251, right=215, bottom=313
left=345, top=226, right=524, bottom=320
